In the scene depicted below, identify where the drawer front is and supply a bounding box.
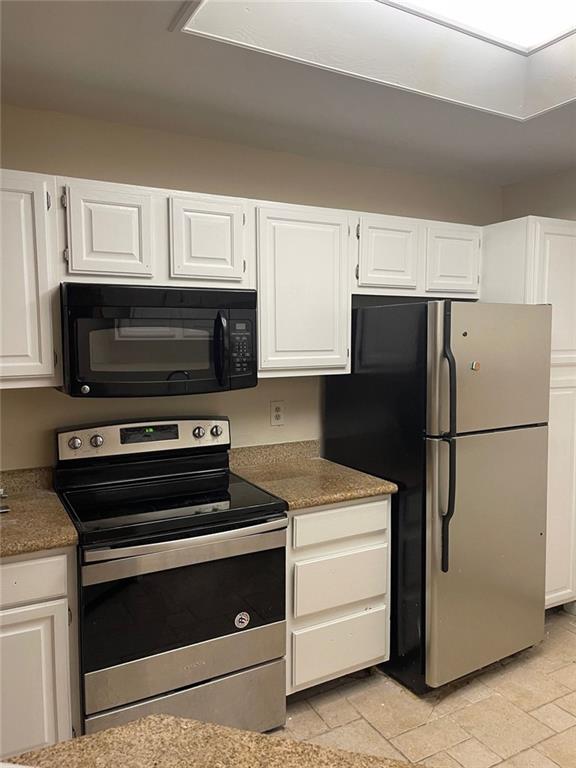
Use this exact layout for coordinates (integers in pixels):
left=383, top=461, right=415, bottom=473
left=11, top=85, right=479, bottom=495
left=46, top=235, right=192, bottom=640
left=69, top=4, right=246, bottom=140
left=0, top=555, right=67, bottom=609
left=291, top=607, right=388, bottom=688
left=294, top=544, right=388, bottom=617
left=292, top=499, right=388, bottom=549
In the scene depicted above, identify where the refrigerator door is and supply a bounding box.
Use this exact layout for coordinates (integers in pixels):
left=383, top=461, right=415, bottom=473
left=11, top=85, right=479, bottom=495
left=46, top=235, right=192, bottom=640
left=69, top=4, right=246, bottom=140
left=426, top=426, right=548, bottom=688
left=428, top=302, right=551, bottom=436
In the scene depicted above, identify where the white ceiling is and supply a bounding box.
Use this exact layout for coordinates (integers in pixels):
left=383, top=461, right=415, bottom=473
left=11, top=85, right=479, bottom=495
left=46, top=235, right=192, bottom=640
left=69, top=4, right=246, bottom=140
left=1, top=0, right=575, bottom=185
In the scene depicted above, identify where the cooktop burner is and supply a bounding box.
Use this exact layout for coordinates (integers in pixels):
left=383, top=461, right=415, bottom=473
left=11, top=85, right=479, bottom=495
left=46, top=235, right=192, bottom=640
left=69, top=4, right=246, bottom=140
left=53, top=418, right=287, bottom=548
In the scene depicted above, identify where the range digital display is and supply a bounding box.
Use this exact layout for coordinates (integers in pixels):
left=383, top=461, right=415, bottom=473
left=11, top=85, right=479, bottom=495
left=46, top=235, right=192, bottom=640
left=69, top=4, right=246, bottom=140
left=120, top=424, right=179, bottom=444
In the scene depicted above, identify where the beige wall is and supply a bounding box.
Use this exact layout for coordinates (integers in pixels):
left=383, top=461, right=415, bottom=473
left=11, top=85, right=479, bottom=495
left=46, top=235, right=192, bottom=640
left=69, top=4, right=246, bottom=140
left=502, top=169, right=576, bottom=221
left=1, top=104, right=503, bottom=224
left=0, top=378, right=321, bottom=471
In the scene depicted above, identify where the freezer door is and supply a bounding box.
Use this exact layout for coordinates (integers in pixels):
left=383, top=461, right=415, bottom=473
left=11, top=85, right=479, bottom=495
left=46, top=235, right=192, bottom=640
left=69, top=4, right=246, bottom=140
left=428, top=302, right=551, bottom=435
left=426, top=426, right=547, bottom=688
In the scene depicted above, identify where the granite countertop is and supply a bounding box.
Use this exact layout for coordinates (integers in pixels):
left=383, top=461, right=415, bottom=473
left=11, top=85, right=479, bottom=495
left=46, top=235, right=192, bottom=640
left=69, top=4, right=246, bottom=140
left=7, top=715, right=411, bottom=768
left=230, top=441, right=397, bottom=510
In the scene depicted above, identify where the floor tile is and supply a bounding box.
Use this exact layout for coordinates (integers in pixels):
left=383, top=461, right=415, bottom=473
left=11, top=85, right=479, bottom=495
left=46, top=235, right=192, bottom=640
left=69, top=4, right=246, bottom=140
left=425, top=680, right=495, bottom=721
left=447, top=737, right=501, bottom=767
left=499, top=748, right=560, bottom=767
left=346, top=675, right=435, bottom=739
left=537, top=726, right=576, bottom=768
left=480, top=663, right=571, bottom=711
left=308, top=686, right=361, bottom=729
left=557, top=692, right=576, bottom=716
left=451, top=695, right=554, bottom=759
left=549, top=664, right=576, bottom=692
left=520, top=627, right=576, bottom=675
left=419, top=752, right=462, bottom=768
left=531, top=702, right=576, bottom=732
left=308, top=718, right=406, bottom=761
left=284, top=699, right=328, bottom=740
left=390, top=717, right=469, bottom=762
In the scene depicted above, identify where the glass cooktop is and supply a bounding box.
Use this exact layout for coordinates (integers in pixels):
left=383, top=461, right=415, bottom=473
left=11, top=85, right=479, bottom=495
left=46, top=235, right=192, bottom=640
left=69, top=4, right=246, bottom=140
left=61, top=472, right=287, bottom=547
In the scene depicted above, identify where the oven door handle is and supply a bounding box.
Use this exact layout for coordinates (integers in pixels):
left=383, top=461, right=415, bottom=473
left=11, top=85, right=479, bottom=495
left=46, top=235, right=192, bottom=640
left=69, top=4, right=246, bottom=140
left=83, top=518, right=288, bottom=563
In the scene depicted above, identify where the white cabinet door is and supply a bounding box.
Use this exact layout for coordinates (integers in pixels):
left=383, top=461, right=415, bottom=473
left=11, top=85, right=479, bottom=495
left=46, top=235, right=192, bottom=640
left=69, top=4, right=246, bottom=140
left=546, top=377, right=576, bottom=608
left=358, top=214, right=419, bottom=289
left=257, top=205, right=349, bottom=373
left=533, top=219, right=576, bottom=367
left=65, top=180, right=153, bottom=277
left=426, top=224, right=481, bottom=294
left=170, top=195, right=246, bottom=282
left=0, top=170, right=55, bottom=379
left=0, top=599, right=71, bottom=759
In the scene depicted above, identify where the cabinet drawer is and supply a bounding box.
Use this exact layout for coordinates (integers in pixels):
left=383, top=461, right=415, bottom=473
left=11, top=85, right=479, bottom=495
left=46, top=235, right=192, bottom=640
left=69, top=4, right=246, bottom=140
left=0, top=555, right=67, bottom=609
left=294, top=544, right=387, bottom=617
left=291, top=607, right=388, bottom=688
left=292, top=499, right=388, bottom=549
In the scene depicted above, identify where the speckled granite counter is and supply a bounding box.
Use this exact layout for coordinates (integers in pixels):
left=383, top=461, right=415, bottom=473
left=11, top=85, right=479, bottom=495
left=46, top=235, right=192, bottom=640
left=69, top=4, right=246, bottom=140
left=7, top=715, right=411, bottom=768
left=0, top=468, right=77, bottom=558
left=230, top=442, right=397, bottom=510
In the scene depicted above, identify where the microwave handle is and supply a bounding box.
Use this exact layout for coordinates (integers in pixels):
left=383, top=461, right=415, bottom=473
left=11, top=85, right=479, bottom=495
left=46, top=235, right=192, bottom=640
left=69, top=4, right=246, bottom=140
left=214, top=311, right=230, bottom=386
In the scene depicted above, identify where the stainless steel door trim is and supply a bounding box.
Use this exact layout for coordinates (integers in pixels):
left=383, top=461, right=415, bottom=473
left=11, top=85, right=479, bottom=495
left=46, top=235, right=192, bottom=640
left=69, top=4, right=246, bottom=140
left=84, top=620, right=286, bottom=715
left=82, top=528, right=286, bottom=586
left=84, top=658, right=286, bottom=735
left=425, top=427, right=548, bottom=688
left=83, top=518, right=288, bottom=563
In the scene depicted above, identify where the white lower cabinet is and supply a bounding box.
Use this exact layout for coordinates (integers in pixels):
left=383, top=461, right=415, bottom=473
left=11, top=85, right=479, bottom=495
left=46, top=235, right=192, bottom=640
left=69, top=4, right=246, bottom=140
left=0, top=552, right=74, bottom=759
left=286, top=497, right=390, bottom=694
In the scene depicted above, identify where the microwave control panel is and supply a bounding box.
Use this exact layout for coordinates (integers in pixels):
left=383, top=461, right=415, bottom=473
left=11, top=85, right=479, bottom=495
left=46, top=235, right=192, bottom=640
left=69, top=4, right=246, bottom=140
left=231, top=320, right=253, bottom=375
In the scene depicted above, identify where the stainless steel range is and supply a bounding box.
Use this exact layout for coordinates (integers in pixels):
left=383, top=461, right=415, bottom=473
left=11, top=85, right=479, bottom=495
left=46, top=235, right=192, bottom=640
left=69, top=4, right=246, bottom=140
left=54, top=418, right=288, bottom=735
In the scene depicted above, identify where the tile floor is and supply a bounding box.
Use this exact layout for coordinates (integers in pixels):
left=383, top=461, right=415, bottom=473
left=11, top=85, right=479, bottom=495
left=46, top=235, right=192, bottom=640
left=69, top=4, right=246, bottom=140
left=272, top=608, right=576, bottom=767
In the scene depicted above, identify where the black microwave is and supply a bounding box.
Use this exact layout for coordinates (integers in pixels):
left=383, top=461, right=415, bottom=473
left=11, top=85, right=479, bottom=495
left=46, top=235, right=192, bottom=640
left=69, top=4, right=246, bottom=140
left=60, top=283, right=257, bottom=397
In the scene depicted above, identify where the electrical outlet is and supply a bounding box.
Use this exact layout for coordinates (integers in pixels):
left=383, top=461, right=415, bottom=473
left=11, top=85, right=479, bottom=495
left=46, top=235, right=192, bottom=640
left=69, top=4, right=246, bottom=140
left=270, top=400, right=285, bottom=427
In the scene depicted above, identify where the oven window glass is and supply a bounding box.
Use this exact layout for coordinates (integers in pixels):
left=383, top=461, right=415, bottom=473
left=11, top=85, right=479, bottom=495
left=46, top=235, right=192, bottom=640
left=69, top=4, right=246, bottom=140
left=77, top=318, right=215, bottom=382
left=82, top=548, right=285, bottom=673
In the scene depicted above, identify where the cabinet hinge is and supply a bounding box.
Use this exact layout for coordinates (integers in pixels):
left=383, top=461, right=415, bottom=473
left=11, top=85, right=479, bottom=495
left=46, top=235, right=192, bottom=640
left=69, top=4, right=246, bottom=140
left=356, top=223, right=360, bottom=240
left=347, top=347, right=350, bottom=358
left=243, top=259, right=247, bottom=274
left=60, top=191, right=68, bottom=208
left=46, top=191, right=52, bottom=210
left=477, top=273, right=481, bottom=285
left=355, top=264, right=359, bottom=280
left=63, top=248, right=70, bottom=263
left=242, top=212, right=246, bottom=225
left=53, top=349, right=58, bottom=367
left=68, top=607, right=72, bottom=626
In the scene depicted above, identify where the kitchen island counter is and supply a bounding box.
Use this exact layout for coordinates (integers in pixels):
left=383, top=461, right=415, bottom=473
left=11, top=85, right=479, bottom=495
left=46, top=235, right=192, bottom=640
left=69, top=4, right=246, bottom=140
left=7, top=714, right=411, bottom=768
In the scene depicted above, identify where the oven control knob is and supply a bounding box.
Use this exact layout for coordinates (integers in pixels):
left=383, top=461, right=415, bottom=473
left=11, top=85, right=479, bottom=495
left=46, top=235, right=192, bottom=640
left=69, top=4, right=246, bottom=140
left=90, top=434, right=104, bottom=448
left=211, top=425, right=223, bottom=438
left=193, top=426, right=205, bottom=439
left=68, top=436, right=82, bottom=450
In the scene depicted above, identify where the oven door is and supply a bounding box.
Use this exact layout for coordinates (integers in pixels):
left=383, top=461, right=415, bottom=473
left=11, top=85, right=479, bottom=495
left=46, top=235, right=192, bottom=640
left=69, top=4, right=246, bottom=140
left=80, top=520, right=287, bottom=717
left=64, top=306, right=230, bottom=397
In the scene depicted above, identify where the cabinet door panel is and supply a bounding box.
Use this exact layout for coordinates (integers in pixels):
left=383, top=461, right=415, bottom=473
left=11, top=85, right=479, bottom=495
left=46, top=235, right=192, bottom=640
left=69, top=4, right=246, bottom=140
left=534, top=220, right=576, bottom=367
left=0, top=171, right=54, bottom=379
left=0, top=599, right=71, bottom=759
left=358, top=215, right=419, bottom=288
left=67, top=181, right=153, bottom=276
left=170, top=196, right=245, bottom=281
left=426, top=224, right=481, bottom=294
left=546, top=380, right=576, bottom=607
left=258, top=206, right=349, bottom=371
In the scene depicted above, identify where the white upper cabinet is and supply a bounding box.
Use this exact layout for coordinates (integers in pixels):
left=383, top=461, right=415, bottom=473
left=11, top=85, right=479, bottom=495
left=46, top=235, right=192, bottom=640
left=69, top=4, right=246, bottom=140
left=533, top=218, right=576, bottom=367
left=358, top=214, right=419, bottom=289
left=65, top=180, right=154, bottom=277
left=257, top=204, right=349, bottom=374
left=0, top=170, right=55, bottom=380
left=169, top=194, right=246, bottom=282
left=425, top=224, right=481, bottom=293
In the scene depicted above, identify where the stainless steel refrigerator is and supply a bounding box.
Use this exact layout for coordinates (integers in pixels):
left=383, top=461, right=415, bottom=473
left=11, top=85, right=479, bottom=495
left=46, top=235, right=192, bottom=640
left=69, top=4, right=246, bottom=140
left=323, top=298, right=552, bottom=692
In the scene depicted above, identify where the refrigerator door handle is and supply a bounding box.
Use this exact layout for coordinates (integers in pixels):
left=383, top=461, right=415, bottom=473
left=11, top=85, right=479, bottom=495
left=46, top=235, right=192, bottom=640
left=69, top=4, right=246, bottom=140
left=442, top=300, right=457, bottom=436
left=441, top=436, right=457, bottom=573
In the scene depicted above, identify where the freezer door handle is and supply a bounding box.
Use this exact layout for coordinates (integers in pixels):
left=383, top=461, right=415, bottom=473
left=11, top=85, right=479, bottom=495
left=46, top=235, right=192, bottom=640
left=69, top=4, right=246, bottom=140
left=442, top=300, right=457, bottom=436
left=441, top=436, right=457, bottom=573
